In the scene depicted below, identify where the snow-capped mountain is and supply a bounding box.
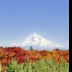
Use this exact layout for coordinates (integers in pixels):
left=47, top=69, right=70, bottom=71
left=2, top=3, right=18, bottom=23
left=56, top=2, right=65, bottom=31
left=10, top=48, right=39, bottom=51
left=4, top=33, right=66, bottom=51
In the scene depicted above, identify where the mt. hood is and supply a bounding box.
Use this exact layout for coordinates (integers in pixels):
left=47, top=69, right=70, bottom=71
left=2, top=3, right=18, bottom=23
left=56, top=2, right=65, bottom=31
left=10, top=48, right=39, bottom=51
left=6, top=33, right=64, bottom=49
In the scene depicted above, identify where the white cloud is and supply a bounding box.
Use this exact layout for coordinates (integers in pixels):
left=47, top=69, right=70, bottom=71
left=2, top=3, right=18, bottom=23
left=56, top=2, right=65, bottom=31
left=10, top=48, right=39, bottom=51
left=6, top=33, right=64, bottom=48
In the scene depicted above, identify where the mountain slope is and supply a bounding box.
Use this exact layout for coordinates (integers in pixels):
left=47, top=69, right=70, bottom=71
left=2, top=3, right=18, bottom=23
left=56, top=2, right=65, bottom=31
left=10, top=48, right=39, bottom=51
left=5, top=33, right=64, bottom=48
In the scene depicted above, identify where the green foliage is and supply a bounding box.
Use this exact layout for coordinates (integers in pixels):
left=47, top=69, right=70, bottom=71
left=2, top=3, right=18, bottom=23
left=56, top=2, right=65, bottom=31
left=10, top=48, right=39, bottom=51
left=29, top=46, right=34, bottom=51
left=3, top=55, right=69, bottom=72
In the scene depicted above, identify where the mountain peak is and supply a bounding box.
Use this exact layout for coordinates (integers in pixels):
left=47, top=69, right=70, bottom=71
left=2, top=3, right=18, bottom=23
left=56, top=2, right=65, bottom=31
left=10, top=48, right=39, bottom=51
left=6, top=33, right=64, bottom=49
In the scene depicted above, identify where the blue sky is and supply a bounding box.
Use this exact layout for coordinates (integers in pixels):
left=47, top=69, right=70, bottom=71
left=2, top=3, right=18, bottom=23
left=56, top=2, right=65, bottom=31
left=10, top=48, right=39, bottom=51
left=0, top=0, right=69, bottom=50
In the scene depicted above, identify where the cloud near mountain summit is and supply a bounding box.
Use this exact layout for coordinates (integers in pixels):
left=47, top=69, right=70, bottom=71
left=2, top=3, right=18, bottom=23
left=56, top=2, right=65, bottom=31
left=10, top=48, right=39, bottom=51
left=6, top=33, right=64, bottom=48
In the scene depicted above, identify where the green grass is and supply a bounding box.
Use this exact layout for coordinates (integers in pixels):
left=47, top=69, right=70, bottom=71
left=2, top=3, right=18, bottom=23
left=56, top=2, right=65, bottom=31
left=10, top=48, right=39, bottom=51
left=0, top=55, right=69, bottom=72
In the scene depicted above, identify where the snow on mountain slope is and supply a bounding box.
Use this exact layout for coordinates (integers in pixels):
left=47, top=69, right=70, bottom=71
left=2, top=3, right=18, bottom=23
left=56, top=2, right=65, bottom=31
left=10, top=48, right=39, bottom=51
left=5, top=33, right=64, bottom=49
